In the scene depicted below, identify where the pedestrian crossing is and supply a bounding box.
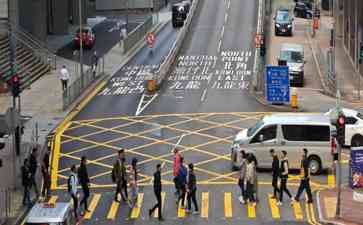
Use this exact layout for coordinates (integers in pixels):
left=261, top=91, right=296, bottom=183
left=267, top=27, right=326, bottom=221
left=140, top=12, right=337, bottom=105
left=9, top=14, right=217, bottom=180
left=48, top=191, right=313, bottom=221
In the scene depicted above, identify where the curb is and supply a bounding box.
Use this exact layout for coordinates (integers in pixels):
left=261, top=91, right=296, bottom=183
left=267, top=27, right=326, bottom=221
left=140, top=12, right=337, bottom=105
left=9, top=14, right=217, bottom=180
left=316, top=190, right=351, bottom=225
left=251, top=91, right=304, bottom=112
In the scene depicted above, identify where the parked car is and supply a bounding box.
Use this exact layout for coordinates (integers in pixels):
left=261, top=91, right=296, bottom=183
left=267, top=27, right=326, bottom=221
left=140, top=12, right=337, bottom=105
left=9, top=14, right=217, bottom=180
left=74, top=26, right=95, bottom=49
left=231, top=113, right=333, bottom=175
left=294, top=1, right=320, bottom=19
left=325, top=108, right=363, bottom=146
left=279, top=43, right=305, bottom=87
left=274, top=7, right=293, bottom=36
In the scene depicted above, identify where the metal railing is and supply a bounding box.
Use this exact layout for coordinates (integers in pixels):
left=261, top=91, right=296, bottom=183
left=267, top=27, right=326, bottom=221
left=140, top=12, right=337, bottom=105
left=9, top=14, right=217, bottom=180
left=316, top=40, right=337, bottom=93
left=122, top=16, right=153, bottom=54
left=0, top=188, right=11, bottom=225
left=0, top=21, right=57, bottom=70
left=62, top=58, right=105, bottom=110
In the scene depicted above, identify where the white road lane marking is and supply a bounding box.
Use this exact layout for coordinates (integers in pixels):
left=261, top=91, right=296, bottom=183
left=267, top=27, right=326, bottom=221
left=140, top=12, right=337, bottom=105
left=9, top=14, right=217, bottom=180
left=225, top=13, right=228, bottom=23
left=201, top=88, right=208, bottom=102
left=221, top=26, right=225, bottom=39
left=218, top=40, right=222, bottom=53
left=135, top=92, right=159, bottom=116
left=227, top=0, right=231, bottom=9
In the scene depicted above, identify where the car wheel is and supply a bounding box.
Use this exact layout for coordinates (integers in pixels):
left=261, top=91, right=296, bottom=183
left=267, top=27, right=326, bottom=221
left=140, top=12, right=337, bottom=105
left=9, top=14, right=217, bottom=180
left=308, top=156, right=321, bottom=175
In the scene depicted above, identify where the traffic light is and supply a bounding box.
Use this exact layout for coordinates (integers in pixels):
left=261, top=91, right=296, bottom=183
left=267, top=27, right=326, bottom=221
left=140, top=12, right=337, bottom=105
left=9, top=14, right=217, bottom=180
left=11, top=74, right=20, bottom=97
left=336, top=113, right=345, bottom=146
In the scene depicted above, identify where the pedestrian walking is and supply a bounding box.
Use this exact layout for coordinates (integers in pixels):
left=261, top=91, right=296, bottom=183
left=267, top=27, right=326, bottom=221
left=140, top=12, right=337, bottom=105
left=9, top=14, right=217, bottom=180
left=41, top=158, right=51, bottom=200
left=270, top=149, right=280, bottom=199
left=68, top=165, right=79, bottom=219
left=253, top=159, right=259, bottom=202
left=113, top=150, right=128, bottom=202
left=177, top=157, right=187, bottom=207
left=294, top=149, right=313, bottom=204
left=78, top=156, right=90, bottom=213
left=29, top=148, right=39, bottom=197
left=60, top=65, right=70, bottom=91
left=238, top=150, right=247, bottom=204
left=277, top=150, right=293, bottom=205
left=91, top=51, right=98, bottom=78
left=149, top=163, right=165, bottom=221
left=186, top=163, right=199, bottom=214
left=21, top=158, right=31, bottom=207
left=173, top=148, right=182, bottom=197
left=128, top=158, right=138, bottom=208
left=245, top=155, right=256, bottom=204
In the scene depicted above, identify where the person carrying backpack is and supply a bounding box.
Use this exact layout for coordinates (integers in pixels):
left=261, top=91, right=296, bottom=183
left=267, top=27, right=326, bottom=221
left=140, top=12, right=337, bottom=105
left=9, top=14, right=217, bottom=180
left=78, top=156, right=90, bottom=213
left=177, top=157, right=187, bottom=208
left=113, top=150, right=128, bottom=202
left=128, top=158, right=138, bottom=208
left=186, top=163, right=199, bottom=214
left=245, top=155, right=256, bottom=204
left=68, top=165, right=79, bottom=219
left=277, top=150, right=293, bottom=206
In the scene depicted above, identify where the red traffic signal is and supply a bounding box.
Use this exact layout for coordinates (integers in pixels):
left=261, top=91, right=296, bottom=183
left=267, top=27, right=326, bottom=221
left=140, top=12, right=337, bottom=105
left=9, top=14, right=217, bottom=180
left=336, top=113, right=345, bottom=146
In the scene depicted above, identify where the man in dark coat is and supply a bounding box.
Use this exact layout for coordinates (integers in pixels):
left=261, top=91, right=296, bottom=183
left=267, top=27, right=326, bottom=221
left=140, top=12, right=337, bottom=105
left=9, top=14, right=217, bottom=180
left=78, top=156, right=90, bottom=212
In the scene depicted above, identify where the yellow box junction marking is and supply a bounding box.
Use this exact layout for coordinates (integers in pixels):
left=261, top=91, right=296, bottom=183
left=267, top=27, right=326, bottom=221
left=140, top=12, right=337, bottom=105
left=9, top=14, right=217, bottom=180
left=177, top=194, right=187, bottom=218
left=323, top=197, right=337, bottom=218
left=201, top=192, right=209, bottom=218
left=84, top=193, right=101, bottom=219
left=247, top=202, right=256, bottom=218
left=130, top=193, right=144, bottom=219
left=107, top=200, right=120, bottom=220
left=48, top=196, right=58, bottom=204
left=268, top=194, right=280, bottom=219
left=224, top=192, right=232, bottom=218
left=292, top=201, right=303, bottom=220
left=154, top=192, right=165, bottom=218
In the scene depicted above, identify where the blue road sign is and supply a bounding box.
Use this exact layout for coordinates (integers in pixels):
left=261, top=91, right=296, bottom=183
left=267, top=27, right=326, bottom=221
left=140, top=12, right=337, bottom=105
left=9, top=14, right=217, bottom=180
left=266, top=65, right=290, bottom=103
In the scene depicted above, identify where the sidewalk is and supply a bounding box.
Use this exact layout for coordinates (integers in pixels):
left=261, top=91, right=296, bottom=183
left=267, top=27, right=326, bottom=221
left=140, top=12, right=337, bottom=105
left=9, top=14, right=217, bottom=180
left=317, top=187, right=363, bottom=225
left=0, top=10, right=171, bottom=225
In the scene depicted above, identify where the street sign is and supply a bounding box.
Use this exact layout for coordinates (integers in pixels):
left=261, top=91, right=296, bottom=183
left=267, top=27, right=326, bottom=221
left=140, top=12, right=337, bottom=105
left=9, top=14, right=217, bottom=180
left=266, top=65, right=290, bottom=103
left=146, top=32, right=155, bottom=46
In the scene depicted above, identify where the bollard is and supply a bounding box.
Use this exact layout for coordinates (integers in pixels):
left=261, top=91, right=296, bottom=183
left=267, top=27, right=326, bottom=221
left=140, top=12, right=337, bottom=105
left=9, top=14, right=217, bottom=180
left=291, top=87, right=298, bottom=110
left=147, top=79, right=157, bottom=93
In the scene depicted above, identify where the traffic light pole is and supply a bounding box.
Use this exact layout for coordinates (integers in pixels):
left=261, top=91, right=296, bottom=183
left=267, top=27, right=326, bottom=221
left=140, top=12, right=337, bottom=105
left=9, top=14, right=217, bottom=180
left=335, top=141, right=342, bottom=218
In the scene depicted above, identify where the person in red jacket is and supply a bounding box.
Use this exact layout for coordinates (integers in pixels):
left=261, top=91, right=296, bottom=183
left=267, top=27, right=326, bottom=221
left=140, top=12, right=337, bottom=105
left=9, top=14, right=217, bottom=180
left=173, top=148, right=182, bottom=198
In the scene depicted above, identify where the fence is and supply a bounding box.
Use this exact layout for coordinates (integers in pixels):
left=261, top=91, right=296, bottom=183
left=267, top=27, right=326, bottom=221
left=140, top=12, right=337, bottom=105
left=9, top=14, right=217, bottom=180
left=62, top=58, right=105, bottom=110
left=122, top=16, right=153, bottom=54
left=316, top=44, right=337, bottom=94
left=0, top=188, right=11, bottom=225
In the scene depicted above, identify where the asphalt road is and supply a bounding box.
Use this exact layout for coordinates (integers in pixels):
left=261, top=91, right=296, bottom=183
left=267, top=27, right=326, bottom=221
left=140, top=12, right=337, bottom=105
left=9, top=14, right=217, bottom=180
left=56, top=20, right=139, bottom=66
left=145, top=0, right=272, bottom=114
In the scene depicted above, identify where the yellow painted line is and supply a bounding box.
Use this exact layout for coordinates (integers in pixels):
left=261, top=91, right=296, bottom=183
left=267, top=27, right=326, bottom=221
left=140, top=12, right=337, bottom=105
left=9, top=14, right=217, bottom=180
left=154, top=192, right=165, bottom=218
left=268, top=194, right=280, bottom=219
left=328, top=174, right=335, bottom=188
left=224, top=192, right=232, bottom=218
left=51, top=81, right=107, bottom=190
left=292, top=201, right=304, bottom=220
left=177, top=194, right=187, bottom=218
left=130, top=193, right=144, bottom=219
left=107, top=200, right=120, bottom=220
left=323, top=197, right=336, bottom=219
left=84, top=193, right=101, bottom=219
left=247, top=202, right=256, bottom=218
left=48, top=196, right=58, bottom=204
left=201, top=192, right=209, bottom=218
left=51, top=122, right=71, bottom=190
left=309, top=201, right=323, bottom=225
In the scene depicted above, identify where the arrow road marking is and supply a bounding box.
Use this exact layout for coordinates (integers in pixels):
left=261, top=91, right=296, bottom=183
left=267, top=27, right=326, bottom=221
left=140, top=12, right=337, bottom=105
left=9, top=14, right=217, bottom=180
left=135, top=93, right=159, bottom=116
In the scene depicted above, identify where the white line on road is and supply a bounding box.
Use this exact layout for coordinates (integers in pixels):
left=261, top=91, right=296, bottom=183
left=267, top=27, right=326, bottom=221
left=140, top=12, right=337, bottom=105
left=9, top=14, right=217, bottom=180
left=201, top=89, right=208, bottom=102
left=218, top=39, right=222, bottom=53
left=224, top=13, right=229, bottom=24
left=227, top=0, right=231, bottom=9
left=172, top=134, right=186, bottom=152
left=135, top=93, right=159, bottom=116
left=221, top=26, right=225, bottom=39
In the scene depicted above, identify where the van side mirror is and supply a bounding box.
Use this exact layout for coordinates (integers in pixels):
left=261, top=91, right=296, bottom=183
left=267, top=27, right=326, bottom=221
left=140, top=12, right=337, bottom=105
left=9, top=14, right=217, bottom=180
left=259, top=134, right=264, bottom=142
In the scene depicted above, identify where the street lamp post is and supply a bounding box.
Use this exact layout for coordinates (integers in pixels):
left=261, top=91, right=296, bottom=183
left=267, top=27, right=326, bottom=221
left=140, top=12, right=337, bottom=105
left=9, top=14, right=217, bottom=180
left=79, top=0, right=84, bottom=87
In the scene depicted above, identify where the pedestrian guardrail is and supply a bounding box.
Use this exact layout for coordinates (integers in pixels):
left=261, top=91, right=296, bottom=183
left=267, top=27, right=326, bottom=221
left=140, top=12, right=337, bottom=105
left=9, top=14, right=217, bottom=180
left=122, top=16, right=153, bottom=54
left=0, top=188, right=11, bottom=225
left=62, top=58, right=105, bottom=110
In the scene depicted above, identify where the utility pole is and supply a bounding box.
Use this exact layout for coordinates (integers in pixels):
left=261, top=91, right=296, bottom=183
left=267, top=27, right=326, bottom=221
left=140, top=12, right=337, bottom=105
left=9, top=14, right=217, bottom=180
left=335, top=90, right=342, bottom=218
left=79, top=0, right=84, bottom=87
left=126, top=0, right=129, bottom=31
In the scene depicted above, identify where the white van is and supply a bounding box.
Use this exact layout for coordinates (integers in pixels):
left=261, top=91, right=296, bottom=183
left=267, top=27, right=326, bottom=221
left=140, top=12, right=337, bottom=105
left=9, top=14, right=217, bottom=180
left=24, top=202, right=76, bottom=225
left=231, top=113, right=333, bottom=174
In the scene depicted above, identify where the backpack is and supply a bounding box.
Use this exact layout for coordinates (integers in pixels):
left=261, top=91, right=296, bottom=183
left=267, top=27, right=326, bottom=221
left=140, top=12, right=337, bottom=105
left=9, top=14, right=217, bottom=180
left=67, top=175, right=74, bottom=193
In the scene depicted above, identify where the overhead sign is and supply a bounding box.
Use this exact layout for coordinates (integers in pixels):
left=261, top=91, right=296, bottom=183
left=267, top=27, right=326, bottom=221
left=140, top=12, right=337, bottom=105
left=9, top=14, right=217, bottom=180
left=350, top=147, right=363, bottom=188
left=266, top=65, right=290, bottom=103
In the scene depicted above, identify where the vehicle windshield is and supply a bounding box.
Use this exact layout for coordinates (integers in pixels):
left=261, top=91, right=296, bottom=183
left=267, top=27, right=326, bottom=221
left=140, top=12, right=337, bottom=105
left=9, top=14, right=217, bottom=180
left=357, top=112, right=363, bottom=120
left=247, top=120, right=264, bottom=137
left=276, top=10, right=289, bottom=22
left=280, top=50, right=303, bottom=63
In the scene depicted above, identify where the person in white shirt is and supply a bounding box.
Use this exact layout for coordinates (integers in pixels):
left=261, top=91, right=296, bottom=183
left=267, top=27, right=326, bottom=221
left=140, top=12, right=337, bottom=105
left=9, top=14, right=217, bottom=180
left=69, top=165, right=78, bottom=219
left=60, top=65, right=70, bottom=91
